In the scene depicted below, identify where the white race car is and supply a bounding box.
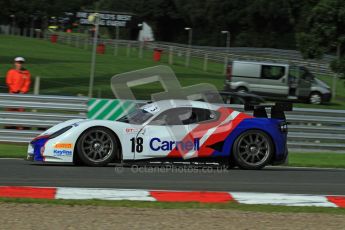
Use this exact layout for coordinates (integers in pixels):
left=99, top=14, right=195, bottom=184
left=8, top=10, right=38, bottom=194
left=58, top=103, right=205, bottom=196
left=27, top=100, right=290, bottom=169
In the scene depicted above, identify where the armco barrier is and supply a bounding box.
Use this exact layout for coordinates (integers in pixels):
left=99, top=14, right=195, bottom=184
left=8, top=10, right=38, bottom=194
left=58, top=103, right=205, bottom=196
left=229, top=104, right=345, bottom=152
left=0, top=94, right=344, bottom=153
left=0, top=93, right=88, bottom=143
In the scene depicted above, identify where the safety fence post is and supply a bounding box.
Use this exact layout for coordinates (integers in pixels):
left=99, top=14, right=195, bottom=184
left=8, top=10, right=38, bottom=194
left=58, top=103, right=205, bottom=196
left=127, top=43, right=131, bottom=57
left=332, top=74, right=338, bottom=98
left=44, top=30, right=48, bottom=40
left=30, top=28, right=34, bottom=38
left=75, top=35, right=79, bottom=48
left=203, top=53, right=208, bottom=72
left=113, top=39, right=118, bottom=56
left=34, top=76, right=40, bottom=95
left=185, top=49, right=190, bottom=67
left=84, top=34, right=88, bottom=50
left=168, top=46, right=174, bottom=65
left=139, top=41, right=144, bottom=59
left=67, top=33, right=72, bottom=45
left=223, top=56, right=228, bottom=75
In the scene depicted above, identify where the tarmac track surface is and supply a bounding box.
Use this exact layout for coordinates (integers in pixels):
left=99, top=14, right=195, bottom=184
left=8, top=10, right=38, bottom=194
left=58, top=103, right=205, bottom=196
left=0, top=159, right=344, bottom=195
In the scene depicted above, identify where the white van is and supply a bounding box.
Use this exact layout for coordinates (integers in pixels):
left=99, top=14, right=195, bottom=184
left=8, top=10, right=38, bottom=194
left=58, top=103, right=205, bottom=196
left=224, top=61, right=332, bottom=104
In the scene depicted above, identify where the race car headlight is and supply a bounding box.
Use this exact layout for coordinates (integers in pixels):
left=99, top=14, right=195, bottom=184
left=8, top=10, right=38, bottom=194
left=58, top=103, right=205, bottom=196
left=49, top=126, right=73, bottom=139
left=279, top=122, right=288, bottom=133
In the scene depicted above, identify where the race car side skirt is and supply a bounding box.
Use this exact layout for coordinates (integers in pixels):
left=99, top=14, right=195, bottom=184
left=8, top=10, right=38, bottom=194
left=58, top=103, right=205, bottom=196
left=121, top=157, right=230, bottom=166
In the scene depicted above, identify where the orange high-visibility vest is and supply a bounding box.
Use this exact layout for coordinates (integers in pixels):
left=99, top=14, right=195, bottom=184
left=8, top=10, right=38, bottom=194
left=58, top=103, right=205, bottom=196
left=6, top=68, right=31, bottom=93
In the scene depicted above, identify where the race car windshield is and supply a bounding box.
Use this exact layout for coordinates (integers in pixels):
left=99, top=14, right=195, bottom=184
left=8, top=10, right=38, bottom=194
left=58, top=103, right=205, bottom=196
left=117, top=109, right=154, bottom=124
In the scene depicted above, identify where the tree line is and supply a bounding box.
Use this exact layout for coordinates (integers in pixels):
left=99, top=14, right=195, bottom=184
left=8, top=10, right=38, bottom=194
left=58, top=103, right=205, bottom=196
left=0, top=0, right=326, bottom=48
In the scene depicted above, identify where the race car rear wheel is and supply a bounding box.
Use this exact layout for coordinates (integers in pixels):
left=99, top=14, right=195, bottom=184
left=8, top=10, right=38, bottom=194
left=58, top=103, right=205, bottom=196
left=233, top=130, right=273, bottom=170
left=77, top=127, right=118, bottom=166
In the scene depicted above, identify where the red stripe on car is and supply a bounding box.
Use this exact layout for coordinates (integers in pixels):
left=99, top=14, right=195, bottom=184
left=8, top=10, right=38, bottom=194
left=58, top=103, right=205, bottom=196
left=196, top=112, right=251, bottom=157
left=167, top=107, right=233, bottom=158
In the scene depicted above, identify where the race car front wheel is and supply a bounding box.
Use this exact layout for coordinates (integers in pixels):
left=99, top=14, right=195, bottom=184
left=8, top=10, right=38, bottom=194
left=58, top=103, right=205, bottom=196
left=233, top=130, right=273, bottom=170
left=77, top=127, right=118, bottom=166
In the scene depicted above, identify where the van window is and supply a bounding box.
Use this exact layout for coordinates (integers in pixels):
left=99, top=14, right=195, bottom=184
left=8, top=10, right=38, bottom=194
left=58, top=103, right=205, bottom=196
left=289, top=67, right=299, bottom=78
left=288, top=67, right=299, bottom=84
left=299, top=67, right=314, bottom=81
left=261, top=65, right=286, bottom=80
left=232, top=63, right=261, bottom=78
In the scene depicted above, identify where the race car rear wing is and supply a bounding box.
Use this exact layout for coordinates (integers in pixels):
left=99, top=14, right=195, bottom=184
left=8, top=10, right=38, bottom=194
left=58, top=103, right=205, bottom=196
left=244, top=102, right=293, bottom=120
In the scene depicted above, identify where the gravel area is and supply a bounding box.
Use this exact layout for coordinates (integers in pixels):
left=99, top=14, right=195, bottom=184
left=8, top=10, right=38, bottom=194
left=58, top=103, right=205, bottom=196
left=1, top=203, right=344, bottom=229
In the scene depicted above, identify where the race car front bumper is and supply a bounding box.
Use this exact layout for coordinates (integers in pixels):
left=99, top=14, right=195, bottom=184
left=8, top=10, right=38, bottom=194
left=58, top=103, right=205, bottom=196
left=27, top=136, right=50, bottom=162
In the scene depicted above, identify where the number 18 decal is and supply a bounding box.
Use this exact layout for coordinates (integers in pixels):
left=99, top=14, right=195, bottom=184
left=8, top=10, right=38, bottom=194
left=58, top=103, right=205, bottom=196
left=130, top=137, right=143, bottom=153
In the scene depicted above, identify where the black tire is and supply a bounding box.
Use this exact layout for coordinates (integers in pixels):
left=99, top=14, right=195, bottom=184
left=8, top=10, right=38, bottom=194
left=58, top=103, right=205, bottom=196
left=232, top=130, right=273, bottom=170
left=73, top=155, right=84, bottom=166
left=227, top=155, right=237, bottom=169
left=76, top=127, right=118, bottom=167
left=309, top=92, right=322, bottom=105
left=236, top=87, right=248, bottom=93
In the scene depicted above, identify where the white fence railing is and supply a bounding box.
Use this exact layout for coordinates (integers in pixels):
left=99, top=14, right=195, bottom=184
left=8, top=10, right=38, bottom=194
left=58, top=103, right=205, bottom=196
left=0, top=27, right=335, bottom=75
left=29, top=31, right=335, bottom=76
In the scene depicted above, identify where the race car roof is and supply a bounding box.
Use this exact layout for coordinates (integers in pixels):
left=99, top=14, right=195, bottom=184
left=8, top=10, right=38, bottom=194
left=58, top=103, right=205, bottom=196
left=141, top=100, right=220, bottom=113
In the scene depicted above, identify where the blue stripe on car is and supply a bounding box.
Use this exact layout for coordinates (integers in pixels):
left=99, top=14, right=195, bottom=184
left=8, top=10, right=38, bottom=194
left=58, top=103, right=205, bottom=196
left=211, top=118, right=287, bottom=163
left=31, top=137, right=49, bottom=161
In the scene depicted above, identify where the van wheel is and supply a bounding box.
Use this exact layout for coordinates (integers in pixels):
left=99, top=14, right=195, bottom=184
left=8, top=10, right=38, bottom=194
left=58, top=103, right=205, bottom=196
left=309, top=92, right=322, bottom=105
left=236, top=87, right=248, bottom=93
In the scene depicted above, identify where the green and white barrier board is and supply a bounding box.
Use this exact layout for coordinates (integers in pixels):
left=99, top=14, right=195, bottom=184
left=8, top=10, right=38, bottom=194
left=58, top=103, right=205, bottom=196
left=88, top=99, right=137, bottom=120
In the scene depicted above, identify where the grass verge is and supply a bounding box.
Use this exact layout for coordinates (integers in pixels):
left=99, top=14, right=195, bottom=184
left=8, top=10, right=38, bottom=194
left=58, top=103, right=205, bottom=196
left=1, top=143, right=344, bottom=168
left=1, top=35, right=345, bottom=108
left=0, top=143, right=27, bottom=158
left=0, top=35, right=225, bottom=99
left=288, top=152, right=345, bottom=168
left=0, top=197, right=344, bottom=214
